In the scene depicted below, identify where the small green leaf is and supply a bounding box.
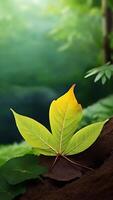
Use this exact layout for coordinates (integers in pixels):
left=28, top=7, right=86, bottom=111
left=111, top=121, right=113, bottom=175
left=105, top=70, right=112, bottom=80
left=101, top=76, right=107, bottom=84
left=84, top=68, right=99, bottom=78
left=64, top=121, right=106, bottom=155
left=0, top=155, right=47, bottom=185
left=94, top=71, right=104, bottom=82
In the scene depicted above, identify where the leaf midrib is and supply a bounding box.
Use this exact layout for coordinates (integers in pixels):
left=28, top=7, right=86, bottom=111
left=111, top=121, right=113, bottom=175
left=59, top=101, right=70, bottom=153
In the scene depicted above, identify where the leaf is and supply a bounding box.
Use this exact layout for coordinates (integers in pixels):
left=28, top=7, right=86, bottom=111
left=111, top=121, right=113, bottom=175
left=49, top=84, right=82, bottom=153
left=0, top=142, right=33, bottom=167
left=11, top=85, right=107, bottom=157
left=84, top=68, right=99, bottom=78
left=105, top=70, right=112, bottom=80
left=11, top=110, right=57, bottom=156
left=0, top=176, right=25, bottom=200
left=81, top=94, right=113, bottom=127
left=94, top=71, right=104, bottom=82
left=85, top=63, right=113, bottom=84
left=101, top=76, right=107, bottom=85
left=0, top=155, right=47, bottom=185
left=64, top=121, right=106, bottom=155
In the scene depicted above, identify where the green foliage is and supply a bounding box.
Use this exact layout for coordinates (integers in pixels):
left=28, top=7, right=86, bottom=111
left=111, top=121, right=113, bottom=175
left=0, top=0, right=103, bottom=93
left=109, top=0, right=113, bottom=9
left=81, top=95, right=113, bottom=128
left=60, top=0, right=101, bottom=9
left=85, top=63, right=113, bottom=84
left=0, top=0, right=111, bottom=111
left=0, top=155, right=46, bottom=200
left=0, top=142, right=33, bottom=166
left=61, top=0, right=90, bottom=8
left=0, top=155, right=46, bottom=185
left=12, top=85, right=106, bottom=156
left=50, top=6, right=102, bottom=53
left=49, top=0, right=102, bottom=55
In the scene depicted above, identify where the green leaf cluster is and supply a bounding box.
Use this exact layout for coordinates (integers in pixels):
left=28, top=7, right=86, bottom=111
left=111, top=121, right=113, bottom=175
left=85, top=63, right=113, bottom=84
left=81, top=95, right=113, bottom=128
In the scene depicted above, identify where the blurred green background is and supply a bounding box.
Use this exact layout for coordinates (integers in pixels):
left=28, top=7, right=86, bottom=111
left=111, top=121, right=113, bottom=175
left=0, top=0, right=113, bottom=143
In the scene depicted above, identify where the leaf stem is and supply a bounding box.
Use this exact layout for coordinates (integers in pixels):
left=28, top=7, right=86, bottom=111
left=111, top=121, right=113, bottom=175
left=62, top=155, right=94, bottom=171
left=51, top=154, right=60, bottom=169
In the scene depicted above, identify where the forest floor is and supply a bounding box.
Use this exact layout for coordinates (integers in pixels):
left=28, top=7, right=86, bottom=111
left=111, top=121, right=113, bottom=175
left=17, top=118, right=113, bottom=200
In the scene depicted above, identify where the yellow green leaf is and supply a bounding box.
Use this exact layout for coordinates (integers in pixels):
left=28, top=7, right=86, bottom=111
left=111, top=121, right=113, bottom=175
left=11, top=85, right=107, bottom=158
left=49, top=84, right=82, bottom=153
left=64, top=121, right=106, bottom=155
left=11, top=110, right=57, bottom=156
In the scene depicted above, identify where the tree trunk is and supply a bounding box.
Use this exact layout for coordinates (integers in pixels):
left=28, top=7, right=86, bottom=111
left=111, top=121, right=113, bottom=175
left=102, top=0, right=113, bottom=63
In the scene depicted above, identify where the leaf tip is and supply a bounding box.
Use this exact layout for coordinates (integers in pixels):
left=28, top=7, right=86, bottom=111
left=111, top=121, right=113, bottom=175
left=10, top=109, right=19, bottom=120
left=68, top=84, right=76, bottom=95
left=65, top=84, right=82, bottom=109
left=70, top=83, right=76, bottom=91
left=10, top=108, right=16, bottom=115
left=10, top=108, right=14, bottom=112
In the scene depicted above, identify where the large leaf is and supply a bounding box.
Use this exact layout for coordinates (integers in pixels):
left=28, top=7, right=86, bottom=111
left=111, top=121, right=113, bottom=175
left=64, top=121, right=106, bottom=155
left=12, top=85, right=107, bottom=157
left=0, top=155, right=46, bottom=200
left=0, top=155, right=47, bottom=185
